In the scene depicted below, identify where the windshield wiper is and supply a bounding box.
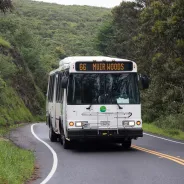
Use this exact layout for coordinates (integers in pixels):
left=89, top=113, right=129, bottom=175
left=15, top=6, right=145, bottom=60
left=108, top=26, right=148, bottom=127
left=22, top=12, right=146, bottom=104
left=86, top=104, right=92, bottom=110
left=117, top=103, right=123, bottom=109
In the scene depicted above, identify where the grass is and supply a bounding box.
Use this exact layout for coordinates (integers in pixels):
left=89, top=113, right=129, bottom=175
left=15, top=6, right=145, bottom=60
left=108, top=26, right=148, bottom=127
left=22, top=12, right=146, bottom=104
left=0, top=124, right=35, bottom=184
left=143, top=123, right=184, bottom=141
left=0, top=86, right=34, bottom=128
left=0, top=85, right=42, bottom=183
left=0, top=140, right=35, bottom=184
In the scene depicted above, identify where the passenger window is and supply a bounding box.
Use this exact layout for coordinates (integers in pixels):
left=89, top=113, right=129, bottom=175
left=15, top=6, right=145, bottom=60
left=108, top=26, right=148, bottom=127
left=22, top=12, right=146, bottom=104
left=56, top=75, right=59, bottom=102
left=56, top=73, right=63, bottom=103
left=48, top=74, right=55, bottom=102
left=48, top=76, right=52, bottom=102
left=59, top=73, right=63, bottom=103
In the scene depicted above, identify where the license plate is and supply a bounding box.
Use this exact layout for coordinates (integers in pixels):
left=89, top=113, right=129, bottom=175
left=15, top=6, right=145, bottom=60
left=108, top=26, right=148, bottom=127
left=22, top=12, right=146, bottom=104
left=100, top=121, right=110, bottom=126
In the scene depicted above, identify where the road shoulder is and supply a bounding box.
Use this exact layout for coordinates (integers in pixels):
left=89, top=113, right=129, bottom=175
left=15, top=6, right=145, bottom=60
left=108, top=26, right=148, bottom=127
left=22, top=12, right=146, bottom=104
left=9, top=123, right=54, bottom=184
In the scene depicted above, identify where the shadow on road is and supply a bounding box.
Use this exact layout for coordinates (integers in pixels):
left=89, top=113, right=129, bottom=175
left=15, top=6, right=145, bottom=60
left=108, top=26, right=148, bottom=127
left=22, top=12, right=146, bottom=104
left=68, top=141, right=139, bottom=153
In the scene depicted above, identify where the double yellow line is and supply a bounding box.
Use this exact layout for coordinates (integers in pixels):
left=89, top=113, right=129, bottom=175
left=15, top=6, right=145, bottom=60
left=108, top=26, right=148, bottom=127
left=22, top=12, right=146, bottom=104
left=132, top=145, right=184, bottom=166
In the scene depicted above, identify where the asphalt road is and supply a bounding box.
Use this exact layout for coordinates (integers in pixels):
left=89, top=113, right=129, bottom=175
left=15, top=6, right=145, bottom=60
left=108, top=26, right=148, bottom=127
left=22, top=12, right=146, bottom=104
left=10, top=123, right=184, bottom=184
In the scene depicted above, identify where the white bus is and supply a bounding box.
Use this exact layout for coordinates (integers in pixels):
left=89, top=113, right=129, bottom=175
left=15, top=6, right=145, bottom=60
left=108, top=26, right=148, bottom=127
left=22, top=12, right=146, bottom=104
left=46, top=56, right=149, bottom=149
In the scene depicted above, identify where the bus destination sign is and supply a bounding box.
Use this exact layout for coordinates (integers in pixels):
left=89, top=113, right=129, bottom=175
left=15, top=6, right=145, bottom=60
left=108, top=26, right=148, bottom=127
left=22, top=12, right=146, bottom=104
left=75, top=62, right=133, bottom=71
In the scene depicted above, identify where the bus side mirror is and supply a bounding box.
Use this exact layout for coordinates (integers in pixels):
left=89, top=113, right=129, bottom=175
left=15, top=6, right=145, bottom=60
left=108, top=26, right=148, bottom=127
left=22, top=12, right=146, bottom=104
left=139, top=74, right=150, bottom=90
left=61, top=76, right=68, bottom=88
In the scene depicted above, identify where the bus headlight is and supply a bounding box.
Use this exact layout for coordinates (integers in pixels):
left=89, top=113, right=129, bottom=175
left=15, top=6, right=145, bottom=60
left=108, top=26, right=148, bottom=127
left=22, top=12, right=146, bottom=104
left=75, top=121, right=88, bottom=127
left=122, top=121, right=135, bottom=126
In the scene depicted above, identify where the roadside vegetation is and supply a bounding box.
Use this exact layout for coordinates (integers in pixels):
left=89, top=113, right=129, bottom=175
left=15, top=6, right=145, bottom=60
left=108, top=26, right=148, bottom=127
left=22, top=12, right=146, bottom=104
left=0, top=122, right=35, bottom=184
left=143, top=123, right=184, bottom=141
left=96, top=0, right=184, bottom=138
left=0, top=139, right=35, bottom=184
left=0, top=0, right=13, bottom=13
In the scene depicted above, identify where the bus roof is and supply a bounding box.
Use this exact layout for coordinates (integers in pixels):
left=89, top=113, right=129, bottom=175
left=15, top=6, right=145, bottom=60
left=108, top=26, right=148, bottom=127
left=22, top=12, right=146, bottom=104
left=59, top=56, right=131, bottom=67
left=49, top=56, right=136, bottom=75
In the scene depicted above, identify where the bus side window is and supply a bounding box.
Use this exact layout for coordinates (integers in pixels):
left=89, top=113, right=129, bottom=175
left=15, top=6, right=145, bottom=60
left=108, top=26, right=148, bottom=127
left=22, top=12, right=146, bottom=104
left=58, top=73, right=63, bottom=103
left=47, top=76, right=50, bottom=101
left=48, top=75, right=55, bottom=102
left=52, top=75, right=56, bottom=102
left=48, top=76, right=52, bottom=102
left=49, top=76, right=52, bottom=102
left=56, top=75, right=59, bottom=103
left=56, top=73, right=62, bottom=103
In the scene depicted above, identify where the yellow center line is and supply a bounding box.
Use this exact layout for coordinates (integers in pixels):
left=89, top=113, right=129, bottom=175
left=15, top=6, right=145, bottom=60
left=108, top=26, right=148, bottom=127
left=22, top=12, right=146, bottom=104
left=133, top=145, right=184, bottom=163
left=132, top=145, right=184, bottom=166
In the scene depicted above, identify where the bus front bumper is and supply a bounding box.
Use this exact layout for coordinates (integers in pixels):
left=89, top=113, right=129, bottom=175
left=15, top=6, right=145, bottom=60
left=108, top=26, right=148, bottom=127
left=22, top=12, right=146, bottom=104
left=67, top=128, right=143, bottom=141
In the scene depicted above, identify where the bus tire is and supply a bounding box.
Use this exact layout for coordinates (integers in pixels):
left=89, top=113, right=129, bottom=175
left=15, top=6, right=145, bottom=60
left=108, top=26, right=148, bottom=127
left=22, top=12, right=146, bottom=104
left=122, top=140, right=131, bottom=149
left=59, top=120, right=64, bottom=145
left=59, top=134, right=63, bottom=145
left=49, top=124, right=58, bottom=142
left=62, top=135, right=70, bottom=149
left=46, top=116, right=49, bottom=126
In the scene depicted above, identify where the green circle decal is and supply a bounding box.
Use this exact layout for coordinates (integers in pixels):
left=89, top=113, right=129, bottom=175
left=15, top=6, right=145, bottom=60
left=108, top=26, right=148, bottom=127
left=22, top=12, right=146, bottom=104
left=100, top=106, right=106, bottom=112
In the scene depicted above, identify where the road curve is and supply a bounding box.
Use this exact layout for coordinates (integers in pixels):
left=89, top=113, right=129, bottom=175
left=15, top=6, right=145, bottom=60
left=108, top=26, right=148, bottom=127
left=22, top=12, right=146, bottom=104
left=10, top=123, right=184, bottom=184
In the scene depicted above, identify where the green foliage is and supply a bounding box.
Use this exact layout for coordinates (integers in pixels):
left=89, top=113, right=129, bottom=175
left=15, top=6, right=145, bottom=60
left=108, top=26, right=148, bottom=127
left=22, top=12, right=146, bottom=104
left=0, top=77, right=6, bottom=90
left=55, top=46, right=67, bottom=59
left=154, top=114, right=184, bottom=131
left=0, top=140, right=35, bottom=184
left=0, top=0, right=109, bottom=59
left=0, top=36, right=11, bottom=48
left=96, top=1, right=142, bottom=59
left=0, top=54, right=17, bottom=79
left=0, top=86, right=34, bottom=127
left=0, top=53, right=34, bottom=127
left=0, top=0, right=13, bottom=13
left=96, top=18, right=114, bottom=55
left=143, top=123, right=184, bottom=141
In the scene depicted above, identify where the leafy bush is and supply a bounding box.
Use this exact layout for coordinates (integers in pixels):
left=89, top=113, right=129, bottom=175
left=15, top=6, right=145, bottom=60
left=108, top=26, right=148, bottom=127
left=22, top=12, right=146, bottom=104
left=0, top=37, right=11, bottom=48
left=154, top=114, right=184, bottom=131
left=0, top=86, right=34, bottom=127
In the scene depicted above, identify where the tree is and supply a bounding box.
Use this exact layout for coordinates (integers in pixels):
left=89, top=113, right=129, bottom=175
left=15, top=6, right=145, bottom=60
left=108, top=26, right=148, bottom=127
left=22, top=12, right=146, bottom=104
left=96, top=1, right=142, bottom=59
left=0, top=0, right=13, bottom=13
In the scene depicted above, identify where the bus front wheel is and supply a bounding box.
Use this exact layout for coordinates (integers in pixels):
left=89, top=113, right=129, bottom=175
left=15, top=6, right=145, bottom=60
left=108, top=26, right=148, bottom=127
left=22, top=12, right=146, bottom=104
left=122, top=140, right=132, bottom=149
left=49, top=125, right=58, bottom=142
left=62, top=135, right=70, bottom=149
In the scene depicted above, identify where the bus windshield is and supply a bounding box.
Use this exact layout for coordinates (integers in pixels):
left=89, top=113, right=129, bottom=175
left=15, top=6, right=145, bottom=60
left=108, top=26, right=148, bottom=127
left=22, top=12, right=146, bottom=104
left=67, top=73, right=140, bottom=105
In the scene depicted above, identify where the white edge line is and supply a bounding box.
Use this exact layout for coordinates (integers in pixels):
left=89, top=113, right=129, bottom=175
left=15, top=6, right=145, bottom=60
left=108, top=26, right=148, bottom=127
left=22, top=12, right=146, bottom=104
left=143, top=132, right=184, bottom=145
left=31, top=124, right=58, bottom=184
